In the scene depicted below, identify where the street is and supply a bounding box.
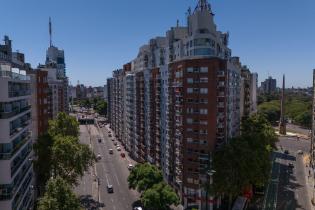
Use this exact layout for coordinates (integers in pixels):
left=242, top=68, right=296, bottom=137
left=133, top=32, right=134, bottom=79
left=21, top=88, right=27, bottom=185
left=75, top=123, right=139, bottom=210
left=263, top=136, right=312, bottom=210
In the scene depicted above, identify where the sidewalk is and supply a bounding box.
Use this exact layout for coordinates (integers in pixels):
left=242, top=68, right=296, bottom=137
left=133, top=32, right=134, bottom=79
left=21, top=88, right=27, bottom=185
left=303, top=154, right=315, bottom=209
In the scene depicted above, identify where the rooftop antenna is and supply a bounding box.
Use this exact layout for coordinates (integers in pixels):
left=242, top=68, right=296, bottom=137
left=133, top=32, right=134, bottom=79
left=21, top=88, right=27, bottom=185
left=49, top=17, right=52, bottom=47
left=176, top=19, right=179, bottom=27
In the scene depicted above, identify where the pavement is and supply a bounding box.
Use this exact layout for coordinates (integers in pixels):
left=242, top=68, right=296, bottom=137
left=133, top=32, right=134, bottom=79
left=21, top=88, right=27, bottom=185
left=263, top=135, right=312, bottom=210
left=74, top=122, right=139, bottom=210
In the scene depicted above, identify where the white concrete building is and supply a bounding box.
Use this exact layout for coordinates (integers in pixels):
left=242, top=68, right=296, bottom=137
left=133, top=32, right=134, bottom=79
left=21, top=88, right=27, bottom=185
left=0, top=63, right=34, bottom=210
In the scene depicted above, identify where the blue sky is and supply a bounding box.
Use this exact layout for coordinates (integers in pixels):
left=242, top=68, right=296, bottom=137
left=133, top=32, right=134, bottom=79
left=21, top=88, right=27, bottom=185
left=1, top=0, right=315, bottom=87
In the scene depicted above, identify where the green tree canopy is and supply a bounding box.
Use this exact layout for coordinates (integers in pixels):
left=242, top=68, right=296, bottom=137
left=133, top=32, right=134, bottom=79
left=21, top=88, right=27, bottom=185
left=48, top=112, right=79, bottom=137
left=38, top=177, right=81, bottom=210
left=95, top=100, right=107, bottom=116
left=213, top=114, right=277, bottom=207
left=33, top=134, right=54, bottom=194
left=141, top=182, right=179, bottom=210
left=52, top=135, right=95, bottom=185
left=128, top=163, right=163, bottom=192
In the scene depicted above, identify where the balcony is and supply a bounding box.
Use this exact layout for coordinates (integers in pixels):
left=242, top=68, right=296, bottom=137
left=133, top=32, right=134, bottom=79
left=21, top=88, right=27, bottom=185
left=11, top=142, right=32, bottom=176
left=0, top=105, right=31, bottom=119
left=0, top=130, right=31, bottom=160
left=0, top=69, right=30, bottom=81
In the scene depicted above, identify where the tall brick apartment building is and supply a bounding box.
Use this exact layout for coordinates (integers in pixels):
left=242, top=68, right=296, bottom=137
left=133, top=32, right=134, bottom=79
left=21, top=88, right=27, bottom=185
left=107, top=1, right=257, bottom=209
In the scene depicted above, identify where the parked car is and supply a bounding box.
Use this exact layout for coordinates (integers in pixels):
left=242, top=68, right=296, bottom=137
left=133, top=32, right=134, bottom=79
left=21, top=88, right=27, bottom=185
left=297, top=150, right=303, bottom=155
left=133, top=207, right=143, bottom=210
left=111, top=139, right=115, bottom=141
left=288, top=163, right=294, bottom=168
left=107, top=184, right=113, bottom=193
left=121, top=153, right=125, bottom=158
left=284, top=150, right=289, bottom=154
left=98, top=138, right=102, bottom=143
left=109, top=149, right=113, bottom=154
left=108, top=134, right=112, bottom=137
left=114, top=142, right=117, bottom=146
left=97, top=154, right=101, bottom=160
left=117, top=147, right=121, bottom=151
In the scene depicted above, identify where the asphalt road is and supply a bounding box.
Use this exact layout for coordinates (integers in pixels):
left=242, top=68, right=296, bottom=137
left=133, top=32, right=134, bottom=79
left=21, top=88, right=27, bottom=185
left=75, top=123, right=139, bottom=210
left=263, top=136, right=312, bottom=210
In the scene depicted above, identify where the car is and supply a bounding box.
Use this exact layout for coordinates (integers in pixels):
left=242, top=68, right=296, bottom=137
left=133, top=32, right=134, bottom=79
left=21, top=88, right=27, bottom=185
left=108, top=134, right=112, bottom=137
left=96, top=154, right=101, bottom=160
left=111, top=138, right=115, bottom=141
left=128, top=164, right=134, bottom=170
left=133, top=207, right=143, bottom=210
left=120, top=153, right=126, bottom=158
left=107, top=184, right=113, bottom=193
left=297, top=150, right=303, bottom=155
left=114, top=142, right=117, bottom=146
left=117, top=147, right=121, bottom=151
left=98, top=138, right=102, bottom=143
left=109, top=149, right=113, bottom=154
left=284, top=150, right=289, bottom=154
left=288, top=163, right=294, bottom=168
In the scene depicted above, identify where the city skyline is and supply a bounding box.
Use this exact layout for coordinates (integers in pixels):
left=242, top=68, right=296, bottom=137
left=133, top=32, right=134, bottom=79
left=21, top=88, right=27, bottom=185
left=0, top=0, right=314, bottom=87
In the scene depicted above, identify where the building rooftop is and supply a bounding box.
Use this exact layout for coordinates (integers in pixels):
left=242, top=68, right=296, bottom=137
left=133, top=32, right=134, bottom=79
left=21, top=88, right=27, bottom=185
left=0, top=63, right=30, bottom=81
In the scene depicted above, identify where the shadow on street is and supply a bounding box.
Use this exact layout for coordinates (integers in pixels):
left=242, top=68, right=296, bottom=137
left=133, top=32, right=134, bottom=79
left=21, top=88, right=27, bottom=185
left=79, top=195, right=105, bottom=210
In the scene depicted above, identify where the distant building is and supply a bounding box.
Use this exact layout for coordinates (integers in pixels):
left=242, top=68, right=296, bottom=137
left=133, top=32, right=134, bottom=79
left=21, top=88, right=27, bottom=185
left=261, top=76, right=277, bottom=94
left=240, top=66, right=258, bottom=118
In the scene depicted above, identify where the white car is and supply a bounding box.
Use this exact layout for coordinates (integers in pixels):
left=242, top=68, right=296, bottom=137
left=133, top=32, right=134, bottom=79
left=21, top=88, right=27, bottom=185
left=297, top=150, right=303, bottom=155
left=96, top=154, right=102, bottom=160
left=128, top=164, right=134, bottom=170
left=134, top=207, right=143, bottom=210
left=116, top=147, right=121, bottom=151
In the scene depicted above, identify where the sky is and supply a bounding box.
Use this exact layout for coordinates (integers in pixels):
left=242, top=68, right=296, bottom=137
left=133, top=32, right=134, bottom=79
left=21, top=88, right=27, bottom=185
left=1, top=0, right=315, bottom=88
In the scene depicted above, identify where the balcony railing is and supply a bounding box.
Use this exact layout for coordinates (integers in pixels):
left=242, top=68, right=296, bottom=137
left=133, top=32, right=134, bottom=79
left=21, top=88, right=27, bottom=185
left=0, top=70, right=30, bottom=81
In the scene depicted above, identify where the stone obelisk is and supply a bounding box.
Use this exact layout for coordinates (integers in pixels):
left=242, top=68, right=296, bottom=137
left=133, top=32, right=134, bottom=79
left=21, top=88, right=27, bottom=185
left=279, top=74, right=286, bottom=135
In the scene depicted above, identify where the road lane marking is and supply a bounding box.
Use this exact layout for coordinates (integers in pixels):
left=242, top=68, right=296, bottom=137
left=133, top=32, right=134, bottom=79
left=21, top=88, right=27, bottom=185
left=114, top=174, right=121, bottom=186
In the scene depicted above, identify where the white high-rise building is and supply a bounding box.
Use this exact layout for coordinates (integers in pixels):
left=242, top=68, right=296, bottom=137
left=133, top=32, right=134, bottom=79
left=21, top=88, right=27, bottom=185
left=0, top=62, right=34, bottom=209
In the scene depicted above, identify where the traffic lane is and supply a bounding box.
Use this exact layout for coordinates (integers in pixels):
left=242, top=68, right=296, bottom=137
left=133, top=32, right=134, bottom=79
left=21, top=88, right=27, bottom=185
left=276, top=151, right=309, bottom=210
left=278, top=136, right=310, bottom=153
left=94, top=133, right=134, bottom=210
left=91, top=125, right=137, bottom=209
left=97, top=126, right=138, bottom=203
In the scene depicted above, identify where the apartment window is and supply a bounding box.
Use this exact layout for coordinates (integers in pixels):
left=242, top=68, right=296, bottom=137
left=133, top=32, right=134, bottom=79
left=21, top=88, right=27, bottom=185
left=200, top=88, right=208, bottom=94
left=187, top=67, right=193, bottom=73
left=187, top=78, right=194, bottom=84
left=200, top=98, right=208, bottom=104
left=187, top=98, right=194, bottom=103
left=186, top=128, right=193, bottom=132
left=200, top=109, right=208, bottom=115
left=200, top=130, right=208, bottom=134
left=200, top=120, right=208, bottom=125
left=187, top=88, right=193, bottom=94
left=187, top=178, right=194, bottom=184
left=200, top=67, right=208, bottom=73
left=200, top=77, right=208, bottom=83
left=187, top=138, right=193, bottom=143
left=186, top=118, right=193, bottom=124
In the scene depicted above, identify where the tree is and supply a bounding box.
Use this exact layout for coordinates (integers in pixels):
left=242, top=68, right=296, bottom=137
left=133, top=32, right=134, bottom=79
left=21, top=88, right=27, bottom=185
left=95, top=100, right=107, bottom=116
left=33, top=134, right=54, bottom=195
left=48, top=112, right=79, bottom=137
left=213, top=114, right=277, bottom=209
left=38, top=177, right=81, bottom=210
left=128, top=163, right=163, bottom=192
left=51, top=135, right=95, bottom=185
left=141, top=182, right=179, bottom=210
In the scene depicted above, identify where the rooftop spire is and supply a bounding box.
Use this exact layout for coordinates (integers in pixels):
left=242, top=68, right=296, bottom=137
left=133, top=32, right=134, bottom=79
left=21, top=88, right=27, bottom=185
left=195, top=0, right=211, bottom=12
left=49, top=17, right=52, bottom=47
